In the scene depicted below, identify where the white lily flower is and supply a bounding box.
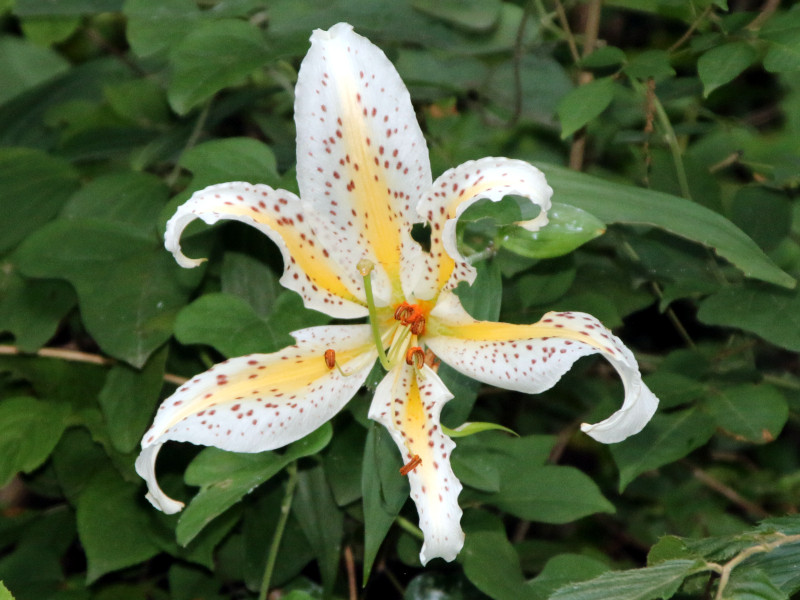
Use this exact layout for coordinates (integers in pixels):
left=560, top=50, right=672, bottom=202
left=136, top=22, right=658, bottom=565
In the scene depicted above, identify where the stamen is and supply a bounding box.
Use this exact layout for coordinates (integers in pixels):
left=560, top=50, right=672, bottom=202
left=358, top=260, right=392, bottom=371
left=410, top=316, right=426, bottom=336
left=323, top=348, right=353, bottom=377
left=324, top=349, right=336, bottom=369
left=405, top=346, right=425, bottom=369
left=399, top=454, right=422, bottom=476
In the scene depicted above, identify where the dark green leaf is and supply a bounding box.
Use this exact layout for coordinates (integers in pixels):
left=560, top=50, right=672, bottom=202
left=0, top=147, right=80, bottom=252
left=0, top=397, right=69, bottom=487
left=0, top=37, right=69, bottom=105
left=293, top=466, right=343, bottom=595
left=704, top=384, right=787, bottom=444
left=98, top=348, right=168, bottom=453
left=623, top=49, right=675, bottom=81
left=698, top=42, right=757, bottom=97
left=361, top=424, right=408, bottom=585
left=528, top=554, right=611, bottom=599
left=483, top=465, right=614, bottom=523
left=550, top=559, right=705, bottom=600
left=538, top=164, right=795, bottom=288
left=180, top=137, right=280, bottom=192
left=410, top=0, right=501, bottom=32
left=16, top=219, right=198, bottom=368
left=76, top=471, right=162, bottom=583
left=176, top=423, right=331, bottom=546
left=460, top=511, right=535, bottom=600
left=698, top=284, right=800, bottom=352
left=174, top=291, right=329, bottom=358
left=557, top=77, right=615, bottom=139
left=167, top=20, right=271, bottom=114
left=611, top=407, right=716, bottom=491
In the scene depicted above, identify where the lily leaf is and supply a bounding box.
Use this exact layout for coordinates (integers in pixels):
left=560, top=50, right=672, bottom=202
left=538, top=164, right=795, bottom=289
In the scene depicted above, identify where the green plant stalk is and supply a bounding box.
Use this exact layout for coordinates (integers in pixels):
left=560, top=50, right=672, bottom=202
left=360, top=263, right=393, bottom=370
left=258, top=462, right=299, bottom=600
left=396, top=515, right=424, bottom=541
left=632, top=79, right=692, bottom=200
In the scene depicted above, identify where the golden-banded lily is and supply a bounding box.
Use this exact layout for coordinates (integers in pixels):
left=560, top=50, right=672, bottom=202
left=136, top=22, right=658, bottom=565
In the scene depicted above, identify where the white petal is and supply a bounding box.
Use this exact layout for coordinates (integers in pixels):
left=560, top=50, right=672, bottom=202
left=295, top=23, right=432, bottom=303
left=369, top=363, right=464, bottom=564
left=136, top=325, right=376, bottom=512
left=165, top=181, right=367, bottom=319
left=425, top=292, right=658, bottom=443
left=414, top=158, right=552, bottom=300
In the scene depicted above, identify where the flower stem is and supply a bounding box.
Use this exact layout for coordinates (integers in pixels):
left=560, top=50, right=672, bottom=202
left=396, top=515, right=424, bottom=541
left=359, top=261, right=392, bottom=370
left=258, top=462, right=299, bottom=600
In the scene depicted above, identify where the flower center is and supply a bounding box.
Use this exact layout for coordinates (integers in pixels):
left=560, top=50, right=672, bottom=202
left=393, top=301, right=428, bottom=336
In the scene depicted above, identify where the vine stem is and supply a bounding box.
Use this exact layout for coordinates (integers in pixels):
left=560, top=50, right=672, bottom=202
left=258, top=461, right=299, bottom=600
left=711, top=533, right=800, bottom=600
left=630, top=78, right=691, bottom=200
left=0, top=344, right=188, bottom=385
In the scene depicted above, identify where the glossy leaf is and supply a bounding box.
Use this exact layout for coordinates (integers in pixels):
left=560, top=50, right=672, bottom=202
left=538, top=164, right=795, bottom=288
left=176, top=423, right=332, bottom=546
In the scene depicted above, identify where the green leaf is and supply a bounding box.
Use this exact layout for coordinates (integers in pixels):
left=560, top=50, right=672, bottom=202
left=697, top=284, right=800, bottom=352
left=760, top=8, right=800, bottom=73
left=460, top=511, right=536, bottom=600
left=610, top=407, right=716, bottom=491
left=124, top=0, right=202, bottom=59
left=60, top=171, right=170, bottom=235
left=97, top=348, right=168, bottom=453
left=13, top=0, right=121, bottom=16
left=722, top=567, right=787, bottom=600
left=174, top=291, right=329, bottom=358
left=538, top=164, right=795, bottom=288
left=220, top=251, right=281, bottom=317
left=0, top=268, right=75, bottom=352
left=292, top=466, right=343, bottom=595
left=444, top=421, right=518, bottom=438
left=167, top=19, right=271, bottom=115
left=483, top=465, right=614, bottom=523
left=0, top=581, right=13, bottom=600
left=0, top=147, right=80, bottom=253
left=557, top=77, right=615, bottom=139
left=76, top=471, right=162, bottom=583
left=180, top=137, right=281, bottom=192
left=623, top=49, right=675, bottom=81
left=704, top=384, right=788, bottom=444
left=361, top=424, right=408, bottom=585
left=550, top=559, right=704, bottom=600
left=0, top=37, right=69, bottom=105
left=0, top=397, right=69, bottom=487
left=698, top=42, right=757, bottom=97
left=500, top=203, right=606, bottom=259
left=729, top=186, right=792, bottom=252
left=410, top=0, right=501, bottom=31
left=581, top=46, right=627, bottom=68
left=176, top=423, right=332, bottom=546
left=15, top=219, right=198, bottom=368
left=528, top=554, right=611, bottom=599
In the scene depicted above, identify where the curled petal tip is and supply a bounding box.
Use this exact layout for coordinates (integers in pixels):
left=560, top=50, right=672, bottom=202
left=580, top=382, right=659, bottom=444
left=135, top=444, right=185, bottom=514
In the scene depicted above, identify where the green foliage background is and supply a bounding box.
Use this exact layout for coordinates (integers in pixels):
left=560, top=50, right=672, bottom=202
left=1, top=0, right=800, bottom=598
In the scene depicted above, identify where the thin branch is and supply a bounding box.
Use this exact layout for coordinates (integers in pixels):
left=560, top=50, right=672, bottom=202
left=668, top=5, right=713, bottom=53
left=0, top=345, right=188, bottom=386
left=344, top=546, right=358, bottom=600
left=685, top=461, right=770, bottom=519
left=747, top=0, right=781, bottom=31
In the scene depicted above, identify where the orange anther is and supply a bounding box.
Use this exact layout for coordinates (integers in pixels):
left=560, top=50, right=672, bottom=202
left=324, top=349, right=336, bottom=369
left=394, top=302, right=413, bottom=321
left=405, top=346, right=425, bottom=369
left=399, top=454, right=422, bottom=476
left=410, top=316, right=426, bottom=336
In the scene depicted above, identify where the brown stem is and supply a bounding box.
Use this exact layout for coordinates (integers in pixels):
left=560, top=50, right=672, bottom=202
left=0, top=345, right=188, bottom=386
left=747, top=0, right=781, bottom=31
left=685, top=461, right=770, bottom=519
left=344, top=546, right=358, bottom=600
left=566, top=0, right=603, bottom=171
